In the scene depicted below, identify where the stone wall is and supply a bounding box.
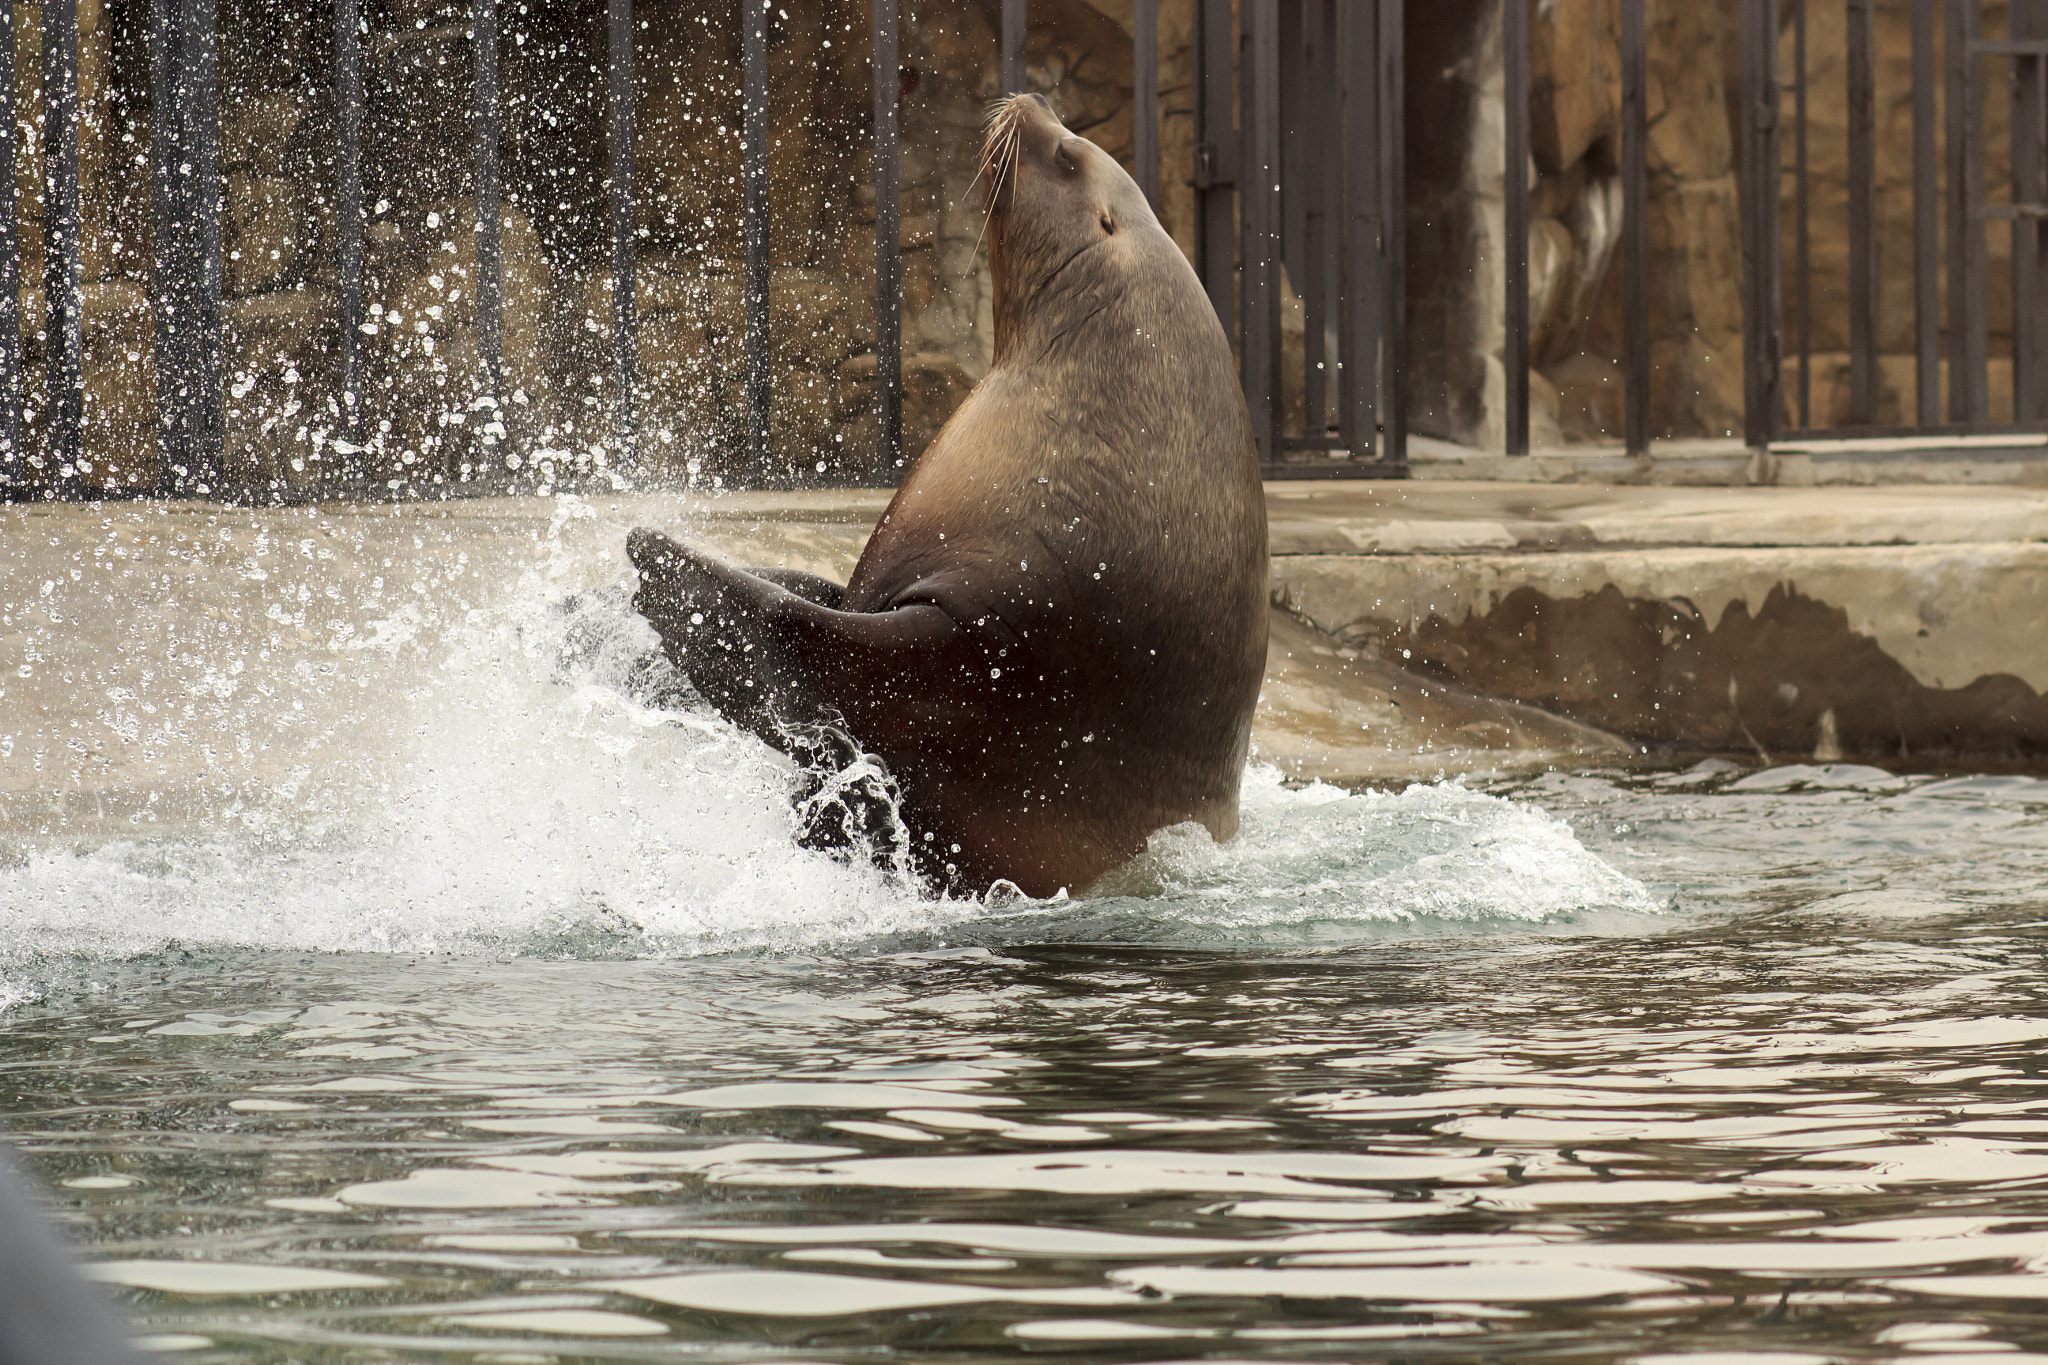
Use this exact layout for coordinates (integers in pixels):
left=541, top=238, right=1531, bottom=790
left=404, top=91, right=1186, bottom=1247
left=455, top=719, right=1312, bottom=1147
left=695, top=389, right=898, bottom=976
left=6, top=0, right=2014, bottom=496
left=13, top=0, right=1179, bottom=496
left=1409, top=0, right=1750, bottom=449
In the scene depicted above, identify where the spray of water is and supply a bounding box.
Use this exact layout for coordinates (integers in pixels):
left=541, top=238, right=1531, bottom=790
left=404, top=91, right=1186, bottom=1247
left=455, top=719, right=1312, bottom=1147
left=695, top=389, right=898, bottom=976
left=0, top=498, right=1657, bottom=1005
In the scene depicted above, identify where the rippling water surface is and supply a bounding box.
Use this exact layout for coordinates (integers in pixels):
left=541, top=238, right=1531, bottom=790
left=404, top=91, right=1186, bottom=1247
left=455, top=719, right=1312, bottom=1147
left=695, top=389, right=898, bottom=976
left=2, top=764, right=2047, bottom=1363
left=6, top=512, right=2048, bottom=1361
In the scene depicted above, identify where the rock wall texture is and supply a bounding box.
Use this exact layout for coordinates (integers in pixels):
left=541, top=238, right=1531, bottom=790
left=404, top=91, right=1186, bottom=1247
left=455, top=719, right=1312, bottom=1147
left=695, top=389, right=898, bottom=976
left=15, top=0, right=1177, bottom=496
left=4, top=0, right=2011, bottom=495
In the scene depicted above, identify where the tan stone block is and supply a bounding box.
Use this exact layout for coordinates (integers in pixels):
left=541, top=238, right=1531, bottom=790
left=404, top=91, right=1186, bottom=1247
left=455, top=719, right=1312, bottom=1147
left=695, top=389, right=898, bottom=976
left=837, top=350, right=973, bottom=470
left=221, top=91, right=306, bottom=177
left=224, top=175, right=304, bottom=298
left=1786, top=351, right=2017, bottom=432
left=364, top=202, right=552, bottom=485
left=221, top=288, right=336, bottom=496
left=1544, top=352, right=1626, bottom=444
left=1530, top=0, right=1620, bottom=174
left=79, top=280, right=154, bottom=494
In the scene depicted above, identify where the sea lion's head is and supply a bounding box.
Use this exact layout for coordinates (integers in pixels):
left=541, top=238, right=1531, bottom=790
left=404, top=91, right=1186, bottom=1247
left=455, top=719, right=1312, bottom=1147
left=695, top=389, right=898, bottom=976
left=980, top=93, right=1163, bottom=362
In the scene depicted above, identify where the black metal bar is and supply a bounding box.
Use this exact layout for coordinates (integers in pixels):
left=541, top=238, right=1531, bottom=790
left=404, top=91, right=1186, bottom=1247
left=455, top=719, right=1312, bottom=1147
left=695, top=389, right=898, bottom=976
left=2035, top=0, right=2048, bottom=422
left=0, top=0, right=18, bottom=486
left=474, top=0, right=503, bottom=482
left=1381, top=0, right=1406, bottom=469
left=193, top=0, right=223, bottom=489
left=1739, top=0, right=1781, bottom=449
left=44, top=0, right=82, bottom=491
left=148, top=0, right=222, bottom=497
left=1134, top=0, right=1157, bottom=207
left=1244, top=0, right=1280, bottom=466
left=1337, top=0, right=1379, bottom=459
left=743, top=0, right=770, bottom=480
left=1794, top=0, right=1809, bottom=427
left=1847, top=0, right=1877, bottom=424
left=1298, top=0, right=1332, bottom=441
left=1502, top=0, right=1528, bottom=454
left=1192, top=0, right=1235, bottom=329
left=2014, top=0, right=2044, bottom=422
left=1002, top=0, right=1026, bottom=94
left=334, top=0, right=364, bottom=480
left=608, top=0, right=637, bottom=468
left=874, top=0, right=901, bottom=471
left=1912, top=0, right=1939, bottom=426
left=1622, top=0, right=1649, bottom=455
left=1949, top=0, right=1988, bottom=423
left=1279, top=0, right=1303, bottom=444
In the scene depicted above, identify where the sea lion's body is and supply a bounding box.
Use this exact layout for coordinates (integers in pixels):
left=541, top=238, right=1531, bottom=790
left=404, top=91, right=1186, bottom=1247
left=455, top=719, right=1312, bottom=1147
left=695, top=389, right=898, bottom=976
left=630, top=96, right=1267, bottom=896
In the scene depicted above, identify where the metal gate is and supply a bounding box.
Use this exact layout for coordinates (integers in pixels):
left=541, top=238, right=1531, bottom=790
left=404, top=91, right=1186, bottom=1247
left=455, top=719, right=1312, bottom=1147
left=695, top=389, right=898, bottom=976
left=5, top=0, right=2039, bottom=503
left=1740, top=0, right=2048, bottom=444
left=1185, top=0, right=1409, bottom=476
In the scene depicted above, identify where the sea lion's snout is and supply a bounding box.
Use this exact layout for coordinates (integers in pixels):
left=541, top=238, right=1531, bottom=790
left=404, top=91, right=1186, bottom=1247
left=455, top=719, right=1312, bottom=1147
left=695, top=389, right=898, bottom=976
left=627, top=527, right=683, bottom=576
left=628, top=529, right=713, bottom=642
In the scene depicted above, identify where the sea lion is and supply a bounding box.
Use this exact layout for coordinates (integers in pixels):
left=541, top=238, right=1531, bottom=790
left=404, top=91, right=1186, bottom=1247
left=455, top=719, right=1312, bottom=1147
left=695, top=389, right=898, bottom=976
left=628, top=93, right=1267, bottom=896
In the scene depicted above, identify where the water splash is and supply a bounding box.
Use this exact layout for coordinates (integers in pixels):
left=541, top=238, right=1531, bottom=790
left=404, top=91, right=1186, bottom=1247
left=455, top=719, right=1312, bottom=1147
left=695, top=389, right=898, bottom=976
left=0, top=508, right=1654, bottom=1004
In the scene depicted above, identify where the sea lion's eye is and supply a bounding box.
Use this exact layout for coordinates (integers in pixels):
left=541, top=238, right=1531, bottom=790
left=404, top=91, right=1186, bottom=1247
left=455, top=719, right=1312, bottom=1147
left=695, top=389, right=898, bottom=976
left=1100, top=212, right=1116, bottom=235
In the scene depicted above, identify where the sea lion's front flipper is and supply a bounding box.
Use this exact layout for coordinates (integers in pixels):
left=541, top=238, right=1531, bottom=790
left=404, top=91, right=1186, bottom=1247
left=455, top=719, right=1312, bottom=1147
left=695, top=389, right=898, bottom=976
left=628, top=528, right=984, bottom=755
left=745, top=566, right=844, bottom=610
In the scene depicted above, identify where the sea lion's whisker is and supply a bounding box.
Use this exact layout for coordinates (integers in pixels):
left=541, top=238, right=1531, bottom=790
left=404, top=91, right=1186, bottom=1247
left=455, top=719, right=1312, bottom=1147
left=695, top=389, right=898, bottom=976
left=972, top=99, right=1026, bottom=266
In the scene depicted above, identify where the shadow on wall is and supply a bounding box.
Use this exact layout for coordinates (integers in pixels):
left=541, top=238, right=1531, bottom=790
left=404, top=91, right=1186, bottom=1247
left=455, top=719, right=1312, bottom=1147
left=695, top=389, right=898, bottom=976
left=1401, top=583, right=2048, bottom=763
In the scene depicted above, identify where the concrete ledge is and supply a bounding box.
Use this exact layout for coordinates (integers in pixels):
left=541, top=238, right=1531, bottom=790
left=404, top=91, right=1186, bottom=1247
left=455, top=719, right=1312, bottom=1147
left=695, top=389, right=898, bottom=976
left=1267, top=480, right=2048, bottom=552
left=1274, top=543, right=2048, bottom=764
left=1406, top=433, right=2048, bottom=487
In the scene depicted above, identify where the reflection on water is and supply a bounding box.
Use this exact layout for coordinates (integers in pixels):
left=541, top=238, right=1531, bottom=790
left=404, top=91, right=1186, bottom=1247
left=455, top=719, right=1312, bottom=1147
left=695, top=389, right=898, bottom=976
left=5, top=761, right=2048, bottom=1362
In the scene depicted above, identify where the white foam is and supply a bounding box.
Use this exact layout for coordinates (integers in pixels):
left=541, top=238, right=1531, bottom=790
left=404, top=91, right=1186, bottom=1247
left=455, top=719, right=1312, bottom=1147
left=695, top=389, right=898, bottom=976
left=0, top=517, right=1654, bottom=1001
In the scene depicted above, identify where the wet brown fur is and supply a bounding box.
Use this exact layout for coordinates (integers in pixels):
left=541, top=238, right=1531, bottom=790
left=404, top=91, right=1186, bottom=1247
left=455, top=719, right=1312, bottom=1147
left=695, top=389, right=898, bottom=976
left=629, top=95, right=1267, bottom=896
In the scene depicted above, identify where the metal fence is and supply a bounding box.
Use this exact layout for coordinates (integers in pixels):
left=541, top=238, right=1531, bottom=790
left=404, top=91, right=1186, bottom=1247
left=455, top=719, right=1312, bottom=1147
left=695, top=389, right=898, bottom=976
left=0, top=0, right=2042, bottom=503
left=1746, top=0, right=2048, bottom=443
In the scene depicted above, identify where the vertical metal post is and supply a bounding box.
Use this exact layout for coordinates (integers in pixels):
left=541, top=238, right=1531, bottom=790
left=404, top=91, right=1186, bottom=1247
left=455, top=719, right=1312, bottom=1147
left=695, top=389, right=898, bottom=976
left=149, top=0, right=223, bottom=497
left=1621, top=0, right=1649, bottom=455
left=1911, top=0, right=1939, bottom=426
left=1298, top=0, right=1333, bottom=442
left=1739, top=0, right=1782, bottom=450
left=1192, top=0, right=1235, bottom=329
left=1381, top=0, right=1406, bottom=469
left=2032, top=0, right=2048, bottom=420
left=1134, top=0, right=1158, bottom=208
left=1948, top=0, right=1987, bottom=423
left=45, top=0, right=82, bottom=490
left=608, top=0, right=637, bottom=467
left=473, top=0, right=504, bottom=483
left=874, top=0, right=901, bottom=470
left=1847, top=0, right=1877, bottom=425
left=743, top=0, right=770, bottom=481
left=1337, top=0, right=1380, bottom=460
left=1002, top=0, right=1026, bottom=94
left=0, top=0, right=19, bottom=485
left=1502, top=0, right=1529, bottom=454
left=1243, top=0, right=1280, bottom=466
left=1793, top=0, right=1810, bottom=427
left=2013, top=0, right=2045, bottom=423
left=335, top=0, right=365, bottom=479
left=1277, top=0, right=1294, bottom=429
